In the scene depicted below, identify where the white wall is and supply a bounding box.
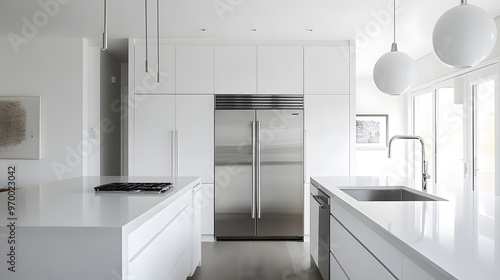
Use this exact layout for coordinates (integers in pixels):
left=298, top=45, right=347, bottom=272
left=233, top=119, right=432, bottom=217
left=355, top=77, right=409, bottom=178
left=0, top=38, right=99, bottom=187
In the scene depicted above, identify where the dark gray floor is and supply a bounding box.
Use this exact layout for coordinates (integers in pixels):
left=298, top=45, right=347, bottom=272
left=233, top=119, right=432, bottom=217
left=190, top=241, right=322, bottom=280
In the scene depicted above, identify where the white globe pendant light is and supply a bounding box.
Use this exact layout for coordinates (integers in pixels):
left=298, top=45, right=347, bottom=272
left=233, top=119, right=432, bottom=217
left=373, top=0, right=416, bottom=95
left=433, top=0, right=497, bottom=68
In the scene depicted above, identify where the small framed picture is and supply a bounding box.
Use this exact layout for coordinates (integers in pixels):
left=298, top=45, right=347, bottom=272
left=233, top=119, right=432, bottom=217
left=356, top=114, right=388, bottom=149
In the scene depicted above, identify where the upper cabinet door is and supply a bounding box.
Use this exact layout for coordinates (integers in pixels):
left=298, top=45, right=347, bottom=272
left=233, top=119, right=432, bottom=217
left=134, top=45, right=176, bottom=94
left=176, top=45, right=214, bottom=94
left=257, top=46, right=303, bottom=94
left=304, top=46, right=350, bottom=95
left=215, top=46, right=257, bottom=94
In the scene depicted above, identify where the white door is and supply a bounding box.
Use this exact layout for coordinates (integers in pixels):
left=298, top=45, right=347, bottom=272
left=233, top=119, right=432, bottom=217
left=176, top=45, right=214, bottom=94
left=176, top=95, right=214, bottom=183
left=257, top=46, right=303, bottom=94
left=134, top=95, right=176, bottom=176
left=215, top=46, right=257, bottom=94
left=305, top=95, right=350, bottom=182
left=304, top=46, right=350, bottom=95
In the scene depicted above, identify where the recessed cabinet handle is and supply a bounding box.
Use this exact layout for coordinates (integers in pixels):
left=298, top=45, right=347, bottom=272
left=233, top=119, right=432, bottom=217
left=313, top=195, right=329, bottom=209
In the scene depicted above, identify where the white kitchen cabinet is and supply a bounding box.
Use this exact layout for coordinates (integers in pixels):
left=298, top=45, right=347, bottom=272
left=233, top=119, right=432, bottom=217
left=200, top=183, right=215, bottom=236
left=330, top=252, right=349, bottom=280
left=257, top=46, right=303, bottom=94
left=176, top=45, right=214, bottom=94
left=304, top=46, right=350, bottom=95
left=129, top=192, right=191, bottom=280
left=191, top=184, right=202, bottom=276
left=133, top=95, right=214, bottom=183
left=127, top=182, right=200, bottom=280
left=176, top=95, right=214, bottom=183
left=305, top=95, right=350, bottom=182
left=402, top=255, right=448, bottom=280
left=330, top=216, right=396, bottom=280
left=331, top=199, right=403, bottom=278
left=134, top=95, right=176, bottom=176
left=134, top=45, right=176, bottom=94
left=215, top=46, right=257, bottom=94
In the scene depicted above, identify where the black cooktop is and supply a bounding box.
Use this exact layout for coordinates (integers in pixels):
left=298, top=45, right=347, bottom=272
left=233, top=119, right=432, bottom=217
left=94, top=182, right=173, bottom=194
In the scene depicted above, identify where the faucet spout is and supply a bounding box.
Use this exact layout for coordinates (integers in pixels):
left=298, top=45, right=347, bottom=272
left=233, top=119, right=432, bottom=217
left=388, top=135, right=430, bottom=191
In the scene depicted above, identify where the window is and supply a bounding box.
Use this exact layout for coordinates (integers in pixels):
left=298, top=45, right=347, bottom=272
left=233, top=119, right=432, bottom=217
left=471, top=78, right=496, bottom=194
left=411, top=64, right=499, bottom=195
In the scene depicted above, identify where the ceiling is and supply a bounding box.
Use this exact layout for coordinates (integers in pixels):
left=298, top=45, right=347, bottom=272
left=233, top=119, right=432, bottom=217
left=2, top=0, right=500, bottom=77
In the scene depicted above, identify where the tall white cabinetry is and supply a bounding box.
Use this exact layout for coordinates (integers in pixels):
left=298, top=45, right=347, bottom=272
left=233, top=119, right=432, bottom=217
left=134, top=95, right=176, bottom=176
left=257, top=46, right=303, bottom=94
left=131, top=43, right=215, bottom=238
left=303, top=43, right=353, bottom=238
left=176, top=45, right=214, bottom=94
left=305, top=95, right=350, bottom=180
left=129, top=40, right=354, bottom=240
left=133, top=95, right=214, bottom=182
left=304, top=46, right=350, bottom=95
left=215, top=46, right=257, bottom=94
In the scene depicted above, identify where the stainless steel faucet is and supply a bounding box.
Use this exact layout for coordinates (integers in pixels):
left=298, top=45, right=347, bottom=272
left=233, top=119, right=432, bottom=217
left=388, top=135, right=431, bottom=191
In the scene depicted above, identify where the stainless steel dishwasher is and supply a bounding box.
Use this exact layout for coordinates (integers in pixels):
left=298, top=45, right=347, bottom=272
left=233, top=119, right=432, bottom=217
left=311, top=186, right=330, bottom=280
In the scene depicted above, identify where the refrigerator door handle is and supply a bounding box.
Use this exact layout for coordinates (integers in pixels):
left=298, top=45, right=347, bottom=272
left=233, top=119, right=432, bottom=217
left=251, top=122, right=256, bottom=219
left=256, top=121, right=261, bottom=219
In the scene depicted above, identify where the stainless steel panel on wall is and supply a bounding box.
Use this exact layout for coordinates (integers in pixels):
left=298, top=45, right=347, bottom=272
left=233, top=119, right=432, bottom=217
left=214, top=110, right=256, bottom=237
left=256, top=110, right=304, bottom=237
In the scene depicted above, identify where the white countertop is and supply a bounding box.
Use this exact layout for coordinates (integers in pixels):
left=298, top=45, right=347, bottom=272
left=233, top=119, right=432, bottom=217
left=0, top=176, right=200, bottom=229
left=312, top=176, right=500, bottom=280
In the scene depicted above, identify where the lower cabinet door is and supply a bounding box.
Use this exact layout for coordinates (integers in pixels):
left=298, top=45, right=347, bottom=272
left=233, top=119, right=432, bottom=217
left=128, top=205, right=190, bottom=280
left=330, top=216, right=396, bottom=280
left=330, top=252, right=349, bottom=280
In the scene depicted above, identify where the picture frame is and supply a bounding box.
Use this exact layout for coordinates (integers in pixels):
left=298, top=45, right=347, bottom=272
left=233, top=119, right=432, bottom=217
left=0, top=96, right=41, bottom=159
left=356, top=114, right=388, bottom=149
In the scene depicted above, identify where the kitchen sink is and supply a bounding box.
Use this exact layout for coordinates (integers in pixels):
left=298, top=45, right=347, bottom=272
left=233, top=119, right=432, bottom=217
left=339, top=187, right=446, bottom=202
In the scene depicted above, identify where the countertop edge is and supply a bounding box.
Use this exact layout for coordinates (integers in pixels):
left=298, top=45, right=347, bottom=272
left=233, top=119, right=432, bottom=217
left=122, top=177, right=202, bottom=233
left=311, top=177, right=458, bottom=280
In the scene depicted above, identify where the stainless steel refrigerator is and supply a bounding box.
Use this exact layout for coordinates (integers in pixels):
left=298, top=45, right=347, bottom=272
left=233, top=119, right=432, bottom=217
left=214, top=95, right=304, bottom=240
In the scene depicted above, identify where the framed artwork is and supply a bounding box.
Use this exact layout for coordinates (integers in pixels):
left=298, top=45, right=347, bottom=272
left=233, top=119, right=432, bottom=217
left=0, top=96, right=41, bottom=159
left=356, top=114, right=388, bottom=149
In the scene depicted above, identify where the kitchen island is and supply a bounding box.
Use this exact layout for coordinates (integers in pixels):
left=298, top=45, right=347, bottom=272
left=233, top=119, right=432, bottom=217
left=312, top=176, right=500, bottom=280
left=0, top=176, right=201, bottom=280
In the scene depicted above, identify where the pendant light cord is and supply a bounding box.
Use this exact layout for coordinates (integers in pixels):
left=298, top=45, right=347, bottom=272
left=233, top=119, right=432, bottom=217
left=391, top=0, right=398, bottom=52
left=393, top=0, right=396, bottom=44
left=157, top=0, right=160, bottom=83
left=102, top=0, right=107, bottom=50
left=145, top=0, right=149, bottom=73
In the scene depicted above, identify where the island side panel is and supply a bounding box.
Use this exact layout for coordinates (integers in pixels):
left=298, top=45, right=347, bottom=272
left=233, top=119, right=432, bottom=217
left=0, top=226, right=122, bottom=280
